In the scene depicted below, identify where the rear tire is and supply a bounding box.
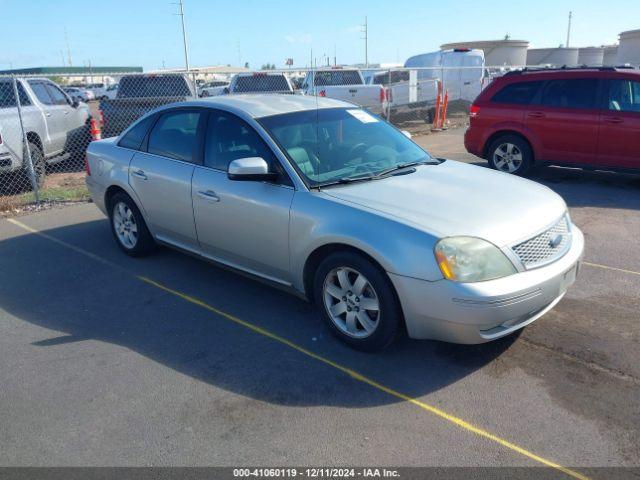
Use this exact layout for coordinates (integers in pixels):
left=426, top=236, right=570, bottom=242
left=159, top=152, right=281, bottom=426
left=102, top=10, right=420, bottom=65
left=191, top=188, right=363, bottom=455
left=23, top=141, right=45, bottom=189
left=313, top=251, right=402, bottom=352
left=108, top=192, right=155, bottom=257
left=487, top=134, right=533, bottom=176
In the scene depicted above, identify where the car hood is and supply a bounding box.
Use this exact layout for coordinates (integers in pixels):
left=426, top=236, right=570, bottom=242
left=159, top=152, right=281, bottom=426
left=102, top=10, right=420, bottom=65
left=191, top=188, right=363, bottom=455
left=321, top=160, right=567, bottom=247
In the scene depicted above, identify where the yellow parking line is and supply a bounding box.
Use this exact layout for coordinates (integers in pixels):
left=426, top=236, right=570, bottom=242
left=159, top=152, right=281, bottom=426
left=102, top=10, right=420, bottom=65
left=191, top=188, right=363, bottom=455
left=583, top=261, right=640, bottom=277
left=5, top=217, right=589, bottom=480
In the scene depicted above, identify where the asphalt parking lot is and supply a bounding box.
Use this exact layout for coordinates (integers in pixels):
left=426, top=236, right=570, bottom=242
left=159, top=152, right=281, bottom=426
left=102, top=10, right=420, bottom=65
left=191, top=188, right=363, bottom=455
left=0, top=128, right=638, bottom=476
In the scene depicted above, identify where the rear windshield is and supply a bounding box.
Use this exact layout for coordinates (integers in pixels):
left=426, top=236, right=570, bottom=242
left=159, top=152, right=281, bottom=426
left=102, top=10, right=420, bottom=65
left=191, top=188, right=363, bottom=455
left=373, top=70, right=410, bottom=84
left=118, top=76, right=192, bottom=98
left=233, top=75, right=291, bottom=93
left=314, top=71, right=363, bottom=86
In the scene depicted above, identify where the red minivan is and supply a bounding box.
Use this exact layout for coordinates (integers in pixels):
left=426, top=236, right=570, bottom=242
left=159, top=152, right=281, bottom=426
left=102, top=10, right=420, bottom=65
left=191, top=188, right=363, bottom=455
left=464, top=67, right=640, bottom=176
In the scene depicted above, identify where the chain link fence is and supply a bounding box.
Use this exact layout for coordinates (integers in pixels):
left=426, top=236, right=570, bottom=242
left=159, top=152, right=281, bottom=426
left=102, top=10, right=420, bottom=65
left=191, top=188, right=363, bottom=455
left=0, top=65, right=514, bottom=212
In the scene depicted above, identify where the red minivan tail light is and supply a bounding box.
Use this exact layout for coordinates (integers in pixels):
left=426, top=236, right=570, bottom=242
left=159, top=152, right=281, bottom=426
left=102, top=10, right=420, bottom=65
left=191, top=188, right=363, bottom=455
left=470, top=104, right=480, bottom=118
left=318, top=90, right=326, bottom=97
left=379, top=87, right=386, bottom=103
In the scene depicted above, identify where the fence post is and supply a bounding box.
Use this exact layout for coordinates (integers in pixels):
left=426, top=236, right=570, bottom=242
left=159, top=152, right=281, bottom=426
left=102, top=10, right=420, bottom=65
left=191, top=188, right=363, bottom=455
left=384, top=68, right=391, bottom=124
left=12, top=75, right=40, bottom=205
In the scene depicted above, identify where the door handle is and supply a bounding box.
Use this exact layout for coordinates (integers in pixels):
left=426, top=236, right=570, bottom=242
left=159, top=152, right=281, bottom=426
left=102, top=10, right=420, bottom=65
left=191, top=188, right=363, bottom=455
left=131, top=169, right=147, bottom=180
left=197, top=190, right=220, bottom=202
left=45, top=112, right=52, bottom=117
left=64, top=110, right=69, bottom=115
left=603, top=117, right=623, bottom=124
left=527, top=111, right=545, bottom=118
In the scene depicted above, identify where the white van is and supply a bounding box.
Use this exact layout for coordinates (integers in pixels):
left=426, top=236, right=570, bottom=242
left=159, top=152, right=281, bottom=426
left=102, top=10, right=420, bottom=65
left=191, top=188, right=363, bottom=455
left=404, top=49, right=485, bottom=103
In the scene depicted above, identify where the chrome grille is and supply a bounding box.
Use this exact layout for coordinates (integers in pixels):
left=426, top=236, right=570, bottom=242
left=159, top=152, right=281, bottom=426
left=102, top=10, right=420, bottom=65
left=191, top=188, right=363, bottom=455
left=512, top=216, right=571, bottom=269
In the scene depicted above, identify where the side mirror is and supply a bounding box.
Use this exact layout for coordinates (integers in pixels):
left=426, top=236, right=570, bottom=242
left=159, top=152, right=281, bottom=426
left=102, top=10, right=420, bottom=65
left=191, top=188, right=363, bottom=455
left=223, top=87, right=230, bottom=95
left=401, top=130, right=412, bottom=139
left=228, top=157, right=277, bottom=182
left=71, top=96, right=80, bottom=108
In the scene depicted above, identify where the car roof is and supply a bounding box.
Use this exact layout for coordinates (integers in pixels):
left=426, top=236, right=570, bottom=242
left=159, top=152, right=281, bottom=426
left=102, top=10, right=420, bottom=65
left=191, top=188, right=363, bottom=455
left=179, top=94, right=354, bottom=118
left=501, top=67, right=640, bottom=80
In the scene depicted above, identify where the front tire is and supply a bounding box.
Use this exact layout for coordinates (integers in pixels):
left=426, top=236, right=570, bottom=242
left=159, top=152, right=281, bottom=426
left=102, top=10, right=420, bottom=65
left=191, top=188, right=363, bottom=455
left=487, top=134, right=533, bottom=176
left=313, top=251, right=402, bottom=351
left=109, top=192, right=155, bottom=257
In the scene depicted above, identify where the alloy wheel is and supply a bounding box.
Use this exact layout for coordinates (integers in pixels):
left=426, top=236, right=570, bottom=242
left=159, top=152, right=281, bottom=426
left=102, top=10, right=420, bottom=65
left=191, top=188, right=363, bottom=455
left=112, top=201, right=138, bottom=249
left=493, top=142, right=523, bottom=173
left=322, top=266, right=380, bottom=338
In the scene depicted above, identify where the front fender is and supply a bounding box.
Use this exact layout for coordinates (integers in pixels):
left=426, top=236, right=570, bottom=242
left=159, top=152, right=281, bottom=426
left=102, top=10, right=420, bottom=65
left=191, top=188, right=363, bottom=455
left=289, top=191, right=443, bottom=293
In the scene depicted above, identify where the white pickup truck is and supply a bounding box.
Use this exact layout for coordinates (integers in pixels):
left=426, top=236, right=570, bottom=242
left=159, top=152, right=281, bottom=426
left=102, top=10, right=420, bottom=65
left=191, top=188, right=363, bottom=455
left=0, top=77, right=91, bottom=187
left=301, top=69, right=386, bottom=115
left=367, top=69, right=439, bottom=122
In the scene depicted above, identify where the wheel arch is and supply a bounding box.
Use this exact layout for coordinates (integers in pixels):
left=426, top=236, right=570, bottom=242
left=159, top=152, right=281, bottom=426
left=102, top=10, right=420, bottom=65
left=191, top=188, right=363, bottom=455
left=25, top=132, right=43, bottom=153
left=303, top=243, right=397, bottom=304
left=483, top=130, right=536, bottom=162
left=104, top=184, right=149, bottom=225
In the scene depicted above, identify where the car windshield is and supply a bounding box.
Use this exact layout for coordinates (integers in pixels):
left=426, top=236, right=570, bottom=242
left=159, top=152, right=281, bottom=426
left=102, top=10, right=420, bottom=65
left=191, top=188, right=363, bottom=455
left=259, top=108, right=432, bottom=187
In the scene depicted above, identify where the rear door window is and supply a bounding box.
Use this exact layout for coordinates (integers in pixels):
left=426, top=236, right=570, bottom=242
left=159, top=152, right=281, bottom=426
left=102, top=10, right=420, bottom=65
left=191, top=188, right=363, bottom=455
left=0, top=82, right=30, bottom=108
left=119, top=114, right=157, bottom=150
left=491, top=81, right=543, bottom=105
left=539, top=79, right=598, bottom=109
left=147, top=110, right=202, bottom=163
left=607, top=79, right=640, bottom=113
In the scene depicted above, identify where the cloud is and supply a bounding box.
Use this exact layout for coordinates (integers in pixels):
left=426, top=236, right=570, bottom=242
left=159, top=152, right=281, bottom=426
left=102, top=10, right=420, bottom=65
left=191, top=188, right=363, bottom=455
left=284, top=33, right=312, bottom=44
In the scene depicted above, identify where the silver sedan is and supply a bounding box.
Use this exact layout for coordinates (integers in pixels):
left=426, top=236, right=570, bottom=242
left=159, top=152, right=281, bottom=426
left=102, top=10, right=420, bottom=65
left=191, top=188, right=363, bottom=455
left=86, top=95, right=583, bottom=351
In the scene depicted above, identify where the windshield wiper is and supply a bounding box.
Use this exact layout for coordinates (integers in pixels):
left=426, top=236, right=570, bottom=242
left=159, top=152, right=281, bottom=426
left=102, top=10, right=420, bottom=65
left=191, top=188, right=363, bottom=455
left=373, top=159, right=438, bottom=179
left=317, top=175, right=375, bottom=189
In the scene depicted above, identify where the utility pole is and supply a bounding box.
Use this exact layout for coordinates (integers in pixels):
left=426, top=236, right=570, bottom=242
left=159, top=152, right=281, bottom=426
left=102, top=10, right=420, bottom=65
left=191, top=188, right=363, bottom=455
left=174, top=0, right=190, bottom=71
left=361, top=16, right=369, bottom=67
left=566, top=11, right=572, bottom=48
left=64, top=28, right=72, bottom=67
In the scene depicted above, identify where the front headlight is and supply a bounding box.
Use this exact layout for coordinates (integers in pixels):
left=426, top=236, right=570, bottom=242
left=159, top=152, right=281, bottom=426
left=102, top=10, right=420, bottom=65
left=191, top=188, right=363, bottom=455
left=434, top=237, right=517, bottom=283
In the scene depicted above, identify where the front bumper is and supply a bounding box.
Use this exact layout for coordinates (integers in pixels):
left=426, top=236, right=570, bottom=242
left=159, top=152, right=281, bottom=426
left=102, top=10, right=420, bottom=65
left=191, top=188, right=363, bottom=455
left=389, top=226, right=585, bottom=344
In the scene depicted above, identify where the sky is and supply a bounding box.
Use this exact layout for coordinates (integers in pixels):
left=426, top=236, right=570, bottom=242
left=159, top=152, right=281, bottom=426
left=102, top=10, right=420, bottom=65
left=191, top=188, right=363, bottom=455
left=1, top=0, right=638, bottom=71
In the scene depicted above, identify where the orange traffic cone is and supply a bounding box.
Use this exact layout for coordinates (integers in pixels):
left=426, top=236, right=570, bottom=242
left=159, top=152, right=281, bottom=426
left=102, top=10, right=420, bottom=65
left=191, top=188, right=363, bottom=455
left=90, top=118, right=101, bottom=141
